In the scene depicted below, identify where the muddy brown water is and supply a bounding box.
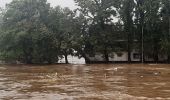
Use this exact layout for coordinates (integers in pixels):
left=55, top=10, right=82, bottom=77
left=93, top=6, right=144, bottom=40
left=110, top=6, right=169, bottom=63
left=0, top=64, right=170, bottom=100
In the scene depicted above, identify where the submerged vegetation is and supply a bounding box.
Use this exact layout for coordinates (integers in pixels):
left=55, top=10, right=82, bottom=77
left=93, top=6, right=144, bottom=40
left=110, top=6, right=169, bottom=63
left=0, top=0, right=170, bottom=64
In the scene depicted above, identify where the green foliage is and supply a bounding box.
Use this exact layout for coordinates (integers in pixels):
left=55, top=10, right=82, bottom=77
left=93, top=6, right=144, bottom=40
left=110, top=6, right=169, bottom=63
left=0, top=0, right=170, bottom=64
left=0, top=0, right=57, bottom=64
left=74, top=0, right=119, bottom=62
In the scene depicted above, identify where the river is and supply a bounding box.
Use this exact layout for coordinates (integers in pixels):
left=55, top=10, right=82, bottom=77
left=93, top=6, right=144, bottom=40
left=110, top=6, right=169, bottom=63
left=0, top=64, right=170, bottom=100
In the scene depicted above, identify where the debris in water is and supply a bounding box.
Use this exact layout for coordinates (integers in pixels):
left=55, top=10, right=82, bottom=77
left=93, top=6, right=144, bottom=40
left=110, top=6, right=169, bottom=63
left=154, top=72, right=161, bottom=76
left=113, top=68, right=118, bottom=71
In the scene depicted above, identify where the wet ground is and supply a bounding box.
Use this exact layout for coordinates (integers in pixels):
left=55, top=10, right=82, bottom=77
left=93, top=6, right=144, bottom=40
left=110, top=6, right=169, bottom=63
left=0, top=64, right=170, bottom=100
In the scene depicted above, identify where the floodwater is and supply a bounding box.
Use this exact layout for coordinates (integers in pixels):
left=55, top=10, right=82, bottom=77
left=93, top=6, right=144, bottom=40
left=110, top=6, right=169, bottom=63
left=0, top=64, right=170, bottom=100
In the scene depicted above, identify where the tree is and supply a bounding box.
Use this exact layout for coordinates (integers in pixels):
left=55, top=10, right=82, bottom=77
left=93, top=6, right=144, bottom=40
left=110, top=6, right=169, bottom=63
left=0, top=0, right=59, bottom=64
left=134, top=0, right=145, bottom=62
left=143, top=0, right=162, bottom=62
left=0, top=0, right=170, bottom=64
left=59, top=8, right=75, bottom=64
left=118, top=0, right=135, bottom=63
left=74, top=0, right=118, bottom=62
left=71, top=13, right=92, bottom=63
left=48, top=6, right=75, bottom=64
left=160, top=0, right=170, bottom=62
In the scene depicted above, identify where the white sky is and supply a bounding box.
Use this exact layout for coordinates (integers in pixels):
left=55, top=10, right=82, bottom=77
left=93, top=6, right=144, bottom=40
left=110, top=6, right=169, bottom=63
left=0, top=0, right=76, bottom=10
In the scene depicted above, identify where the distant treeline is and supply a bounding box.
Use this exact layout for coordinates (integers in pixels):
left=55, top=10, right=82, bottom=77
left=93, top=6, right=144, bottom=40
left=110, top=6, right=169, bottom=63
left=0, top=0, right=169, bottom=64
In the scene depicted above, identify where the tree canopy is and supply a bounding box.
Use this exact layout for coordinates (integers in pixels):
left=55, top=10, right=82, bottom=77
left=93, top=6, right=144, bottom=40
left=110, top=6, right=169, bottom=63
left=0, top=0, right=170, bottom=64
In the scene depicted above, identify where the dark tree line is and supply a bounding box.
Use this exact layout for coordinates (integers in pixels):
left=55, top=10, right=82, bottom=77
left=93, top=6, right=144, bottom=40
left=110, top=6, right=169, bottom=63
left=0, top=0, right=170, bottom=64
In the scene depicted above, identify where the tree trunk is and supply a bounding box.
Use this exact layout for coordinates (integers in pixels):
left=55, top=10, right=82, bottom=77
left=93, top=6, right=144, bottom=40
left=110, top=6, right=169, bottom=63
left=64, top=54, right=69, bottom=64
left=154, top=42, right=159, bottom=63
left=104, top=46, right=109, bottom=62
left=100, top=18, right=109, bottom=63
left=154, top=54, right=159, bottom=63
left=137, top=0, right=145, bottom=63
left=143, top=52, right=145, bottom=63
left=84, top=56, right=90, bottom=64
left=127, top=31, right=132, bottom=63
left=47, top=58, right=52, bottom=64
left=169, top=16, right=170, bottom=36
left=23, top=50, right=32, bottom=64
left=127, top=31, right=131, bottom=63
left=124, top=1, right=133, bottom=63
left=168, top=17, right=170, bottom=63
left=26, top=55, right=32, bottom=64
left=128, top=50, right=131, bottom=63
left=80, top=50, right=90, bottom=64
left=167, top=55, right=170, bottom=63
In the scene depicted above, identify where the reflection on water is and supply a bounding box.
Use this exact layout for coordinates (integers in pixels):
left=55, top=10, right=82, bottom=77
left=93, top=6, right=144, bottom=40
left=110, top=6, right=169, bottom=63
left=0, top=64, right=170, bottom=100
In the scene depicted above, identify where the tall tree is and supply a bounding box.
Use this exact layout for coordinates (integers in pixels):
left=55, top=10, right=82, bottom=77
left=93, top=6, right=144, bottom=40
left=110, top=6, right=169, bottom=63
left=59, top=8, right=76, bottom=64
left=48, top=6, right=75, bottom=64
left=119, top=0, right=135, bottom=62
left=143, top=0, right=162, bottom=62
left=135, top=0, right=145, bottom=62
left=160, top=0, right=170, bottom=62
left=0, top=0, right=58, bottom=64
left=71, top=12, right=92, bottom=63
left=74, top=0, right=118, bottom=62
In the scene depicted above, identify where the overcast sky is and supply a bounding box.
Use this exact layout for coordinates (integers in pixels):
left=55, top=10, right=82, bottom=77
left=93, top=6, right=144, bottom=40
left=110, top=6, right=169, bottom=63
left=0, top=0, right=76, bottom=10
